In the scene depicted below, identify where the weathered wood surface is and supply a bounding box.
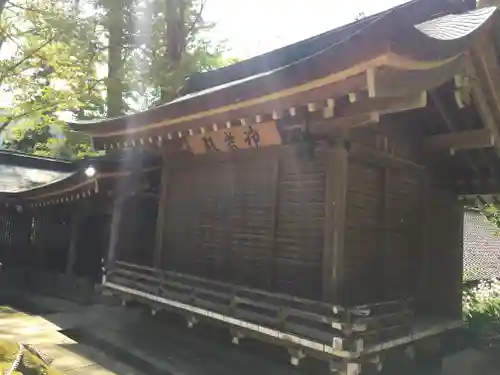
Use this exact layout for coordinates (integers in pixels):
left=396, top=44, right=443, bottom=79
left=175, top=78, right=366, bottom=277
left=106, top=124, right=463, bottom=318
left=106, top=260, right=416, bottom=357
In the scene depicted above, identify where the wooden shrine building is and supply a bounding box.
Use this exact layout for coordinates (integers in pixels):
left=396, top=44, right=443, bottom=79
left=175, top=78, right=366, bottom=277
left=5, top=0, right=500, bottom=373
left=0, top=149, right=159, bottom=300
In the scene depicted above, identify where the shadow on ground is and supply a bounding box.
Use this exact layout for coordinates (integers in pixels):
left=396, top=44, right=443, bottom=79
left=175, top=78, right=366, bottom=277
left=1, top=291, right=498, bottom=375
left=1, top=292, right=326, bottom=374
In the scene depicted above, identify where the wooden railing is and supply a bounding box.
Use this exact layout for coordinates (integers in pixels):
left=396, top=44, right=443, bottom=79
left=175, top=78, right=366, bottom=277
left=105, top=261, right=414, bottom=359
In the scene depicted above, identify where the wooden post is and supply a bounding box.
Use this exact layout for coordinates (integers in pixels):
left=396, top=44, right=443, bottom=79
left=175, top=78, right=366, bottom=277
left=107, top=198, right=122, bottom=268
left=322, top=137, right=349, bottom=303
left=35, top=210, right=47, bottom=270
left=65, top=213, right=80, bottom=277
left=379, top=167, right=390, bottom=300
left=153, top=153, right=170, bottom=269
left=268, top=155, right=280, bottom=290
left=416, top=173, right=429, bottom=311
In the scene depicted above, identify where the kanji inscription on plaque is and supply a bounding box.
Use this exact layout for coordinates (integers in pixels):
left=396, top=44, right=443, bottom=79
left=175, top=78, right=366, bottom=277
left=187, top=121, right=281, bottom=155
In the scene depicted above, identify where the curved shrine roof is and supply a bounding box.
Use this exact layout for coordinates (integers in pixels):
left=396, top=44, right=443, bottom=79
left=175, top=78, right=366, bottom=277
left=67, top=0, right=496, bottom=150
left=0, top=150, right=76, bottom=194
left=0, top=150, right=159, bottom=207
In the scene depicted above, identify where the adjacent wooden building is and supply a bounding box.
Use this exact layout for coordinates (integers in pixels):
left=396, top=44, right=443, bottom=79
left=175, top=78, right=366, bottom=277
left=0, top=149, right=159, bottom=300
left=4, top=0, right=500, bottom=373
left=463, top=208, right=500, bottom=281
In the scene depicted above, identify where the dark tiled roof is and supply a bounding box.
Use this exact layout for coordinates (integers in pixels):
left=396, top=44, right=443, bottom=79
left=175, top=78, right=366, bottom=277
left=464, top=209, right=500, bottom=281
left=182, top=0, right=471, bottom=96
left=68, top=0, right=483, bottom=137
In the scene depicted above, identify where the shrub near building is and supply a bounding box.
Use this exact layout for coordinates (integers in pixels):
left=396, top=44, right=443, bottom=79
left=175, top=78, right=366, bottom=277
left=463, top=279, right=500, bottom=354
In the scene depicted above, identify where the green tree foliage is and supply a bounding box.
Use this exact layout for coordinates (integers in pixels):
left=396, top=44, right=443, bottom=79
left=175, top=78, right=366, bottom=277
left=100, top=0, right=232, bottom=111
left=0, top=0, right=104, bottom=158
left=481, top=204, right=500, bottom=231
left=0, top=0, right=234, bottom=158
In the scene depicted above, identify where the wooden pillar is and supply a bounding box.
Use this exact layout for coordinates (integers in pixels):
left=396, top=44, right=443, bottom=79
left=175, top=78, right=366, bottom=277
left=153, top=153, right=170, bottom=269
left=322, top=137, right=349, bottom=303
left=416, top=173, right=430, bottom=311
left=268, top=156, right=280, bottom=290
left=379, top=167, right=391, bottom=301
left=107, top=198, right=122, bottom=267
left=65, top=213, right=80, bottom=277
left=35, top=210, right=47, bottom=270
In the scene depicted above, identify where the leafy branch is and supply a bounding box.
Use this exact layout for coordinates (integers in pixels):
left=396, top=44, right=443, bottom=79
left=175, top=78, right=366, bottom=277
left=0, top=33, right=57, bottom=84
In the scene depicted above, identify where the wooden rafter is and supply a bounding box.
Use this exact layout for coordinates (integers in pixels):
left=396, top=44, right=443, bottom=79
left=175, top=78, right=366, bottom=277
left=337, top=92, right=427, bottom=119
left=465, top=37, right=500, bottom=176
left=429, top=91, right=479, bottom=170
left=350, top=142, right=425, bottom=171
left=424, top=128, right=494, bottom=152
left=474, top=34, right=500, bottom=117
left=467, top=48, right=500, bottom=150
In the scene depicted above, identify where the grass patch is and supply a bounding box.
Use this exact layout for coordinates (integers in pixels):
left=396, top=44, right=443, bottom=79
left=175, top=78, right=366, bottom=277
left=0, top=340, right=62, bottom=375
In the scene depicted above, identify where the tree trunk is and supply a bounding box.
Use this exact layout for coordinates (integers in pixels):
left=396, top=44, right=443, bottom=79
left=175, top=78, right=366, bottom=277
left=160, top=0, right=186, bottom=102
left=106, top=1, right=125, bottom=117
left=0, top=0, right=7, bottom=19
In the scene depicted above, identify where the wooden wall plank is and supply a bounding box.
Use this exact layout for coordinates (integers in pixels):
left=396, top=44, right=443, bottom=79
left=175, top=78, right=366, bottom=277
left=162, top=146, right=325, bottom=299
left=65, top=213, right=80, bottom=276
left=322, top=139, right=349, bottom=303
left=384, top=168, right=422, bottom=301
left=230, top=154, right=276, bottom=289
left=153, top=154, right=170, bottom=269
left=344, top=160, right=383, bottom=304
left=275, top=146, right=325, bottom=299
left=268, top=158, right=280, bottom=290
left=107, top=198, right=122, bottom=267
left=422, top=184, right=464, bottom=317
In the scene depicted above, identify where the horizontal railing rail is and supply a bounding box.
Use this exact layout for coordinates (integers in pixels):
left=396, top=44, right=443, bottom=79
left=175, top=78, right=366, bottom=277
left=107, top=261, right=415, bottom=358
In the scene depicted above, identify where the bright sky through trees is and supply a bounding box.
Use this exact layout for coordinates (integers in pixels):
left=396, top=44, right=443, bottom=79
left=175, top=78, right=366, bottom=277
left=0, top=0, right=408, bottom=108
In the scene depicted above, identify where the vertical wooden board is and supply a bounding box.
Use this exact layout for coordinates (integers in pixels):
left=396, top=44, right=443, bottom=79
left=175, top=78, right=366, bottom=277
left=274, top=146, right=325, bottom=300
left=164, top=161, right=201, bottom=273
left=116, top=195, right=157, bottom=267
left=164, top=155, right=233, bottom=279
left=164, top=151, right=278, bottom=289
left=383, top=168, right=422, bottom=301
left=229, top=153, right=277, bottom=290
left=196, top=159, right=233, bottom=279
left=344, top=160, right=383, bottom=304
left=36, top=208, right=71, bottom=273
left=153, top=159, right=169, bottom=270
left=0, top=211, right=14, bottom=263
left=75, top=213, right=111, bottom=281
left=323, top=140, right=349, bottom=303
left=107, top=198, right=122, bottom=267
left=349, top=127, right=379, bottom=148
left=65, top=214, right=80, bottom=276
left=28, top=212, right=43, bottom=267
left=424, top=185, right=464, bottom=317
